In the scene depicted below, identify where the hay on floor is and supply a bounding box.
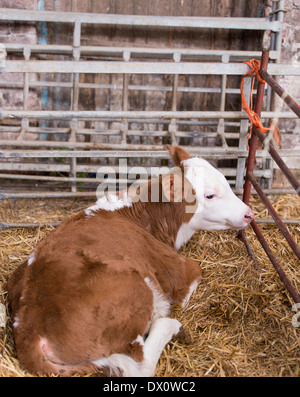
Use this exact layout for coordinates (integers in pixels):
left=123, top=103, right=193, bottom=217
left=0, top=194, right=299, bottom=377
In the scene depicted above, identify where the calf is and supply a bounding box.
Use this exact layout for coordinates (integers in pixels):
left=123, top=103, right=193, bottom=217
left=7, top=146, right=253, bottom=377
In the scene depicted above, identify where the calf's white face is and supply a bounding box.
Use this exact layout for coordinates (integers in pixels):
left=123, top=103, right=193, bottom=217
left=182, top=157, right=254, bottom=231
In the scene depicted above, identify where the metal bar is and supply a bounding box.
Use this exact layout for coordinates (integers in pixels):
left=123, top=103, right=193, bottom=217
left=0, top=127, right=244, bottom=139
left=5, top=43, right=278, bottom=60
left=0, top=124, right=296, bottom=140
left=0, top=147, right=249, bottom=157
left=0, top=192, right=96, bottom=199
left=274, top=0, right=285, bottom=62
left=69, top=19, right=81, bottom=193
left=0, top=173, right=119, bottom=183
left=1, top=110, right=297, bottom=120
left=238, top=229, right=260, bottom=270
left=253, top=126, right=300, bottom=194
left=22, top=65, right=29, bottom=113
left=4, top=60, right=251, bottom=74
left=236, top=76, right=251, bottom=190
left=0, top=185, right=297, bottom=196
left=0, top=120, right=269, bottom=128
left=2, top=217, right=297, bottom=230
left=17, top=47, right=31, bottom=142
left=242, top=50, right=269, bottom=205
left=172, top=75, right=179, bottom=113
left=247, top=171, right=300, bottom=261
left=122, top=74, right=129, bottom=113
left=121, top=51, right=130, bottom=144
left=0, top=222, right=61, bottom=229
left=254, top=218, right=300, bottom=224
left=0, top=79, right=255, bottom=95
left=4, top=44, right=280, bottom=60
left=217, top=54, right=229, bottom=149
left=0, top=80, right=244, bottom=94
left=169, top=53, right=180, bottom=145
left=0, top=167, right=272, bottom=181
left=0, top=146, right=298, bottom=158
left=250, top=220, right=300, bottom=304
left=4, top=60, right=300, bottom=75
left=260, top=69, right=300, bottom=119
left=0, top=9, right=282, bottom=31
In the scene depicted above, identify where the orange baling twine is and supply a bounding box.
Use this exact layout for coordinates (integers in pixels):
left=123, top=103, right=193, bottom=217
left=240, top=59, right=269, bottom=150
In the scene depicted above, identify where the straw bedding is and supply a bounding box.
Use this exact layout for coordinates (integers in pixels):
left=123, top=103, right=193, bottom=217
left=0, top=194, right=299, bottom=377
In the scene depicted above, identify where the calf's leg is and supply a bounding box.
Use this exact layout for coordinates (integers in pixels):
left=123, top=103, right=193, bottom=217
left=170, top=257, right=202, bottom=307
left=93, top=317, right=182, bottom=376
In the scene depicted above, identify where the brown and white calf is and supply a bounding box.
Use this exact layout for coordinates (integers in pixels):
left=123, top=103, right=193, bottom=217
left=7, top=146, right=253, bottom=377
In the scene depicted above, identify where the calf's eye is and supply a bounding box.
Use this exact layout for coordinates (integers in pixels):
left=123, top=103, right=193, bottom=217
left=205, top=194, right=216, bottom=200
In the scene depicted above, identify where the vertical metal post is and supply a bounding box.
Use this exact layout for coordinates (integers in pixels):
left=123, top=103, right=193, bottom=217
left=18, top=47, right=30, bottom=141
left=239, top=47, right=300, bottom=303
left=217, top=54, right=229, bottom=149
left=121, top=50, right=130, bottom=144
left=274, top=0, right=285, bottom=64
left=69, top=18, right=81, bottom=192
left=242, top=50, right=269, bottom=205
left=238, top=50, right=269, bottom=270
left=168, top=52, right=181, bottom=145
left=236, top=76, right=251, bottom=190
left=71, top=18, right=81, bottom=112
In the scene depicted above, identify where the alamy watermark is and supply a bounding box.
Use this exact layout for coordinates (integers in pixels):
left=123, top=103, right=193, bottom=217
left=292, top=303, right=300, bottom=328
left=95, top=160, right=204, bottom=214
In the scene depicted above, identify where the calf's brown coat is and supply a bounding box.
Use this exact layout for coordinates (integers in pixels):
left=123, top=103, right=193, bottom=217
left=7, top=146, right=202, bottom=376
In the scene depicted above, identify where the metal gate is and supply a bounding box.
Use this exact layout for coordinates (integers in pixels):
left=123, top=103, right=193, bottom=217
left=0, top=4, right=299, bottom=212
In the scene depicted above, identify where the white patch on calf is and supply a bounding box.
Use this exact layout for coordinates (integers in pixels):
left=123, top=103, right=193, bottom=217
left=175, top=222, right=196, bottom=250
left=181, top=280, right=199, bottom=308
left=93, top=317, right=182, bottom=377
left=93, top=353, right=142, bottom=377
left=13, top=315, right=19, bottom=328
left=131, top=335, right=144, bottom=346
left=144, top=277, right=170, bottom=320
left=85, top=193, right=132, bottom=217
left=27, top=251, right=36, bottom=266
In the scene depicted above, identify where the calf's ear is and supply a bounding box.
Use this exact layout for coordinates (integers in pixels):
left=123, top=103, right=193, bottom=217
left=170, top=146, right=190, bottom=166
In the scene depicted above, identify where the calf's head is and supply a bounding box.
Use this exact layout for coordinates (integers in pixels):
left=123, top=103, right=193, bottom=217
left=169, top=146, right=254, bottom=231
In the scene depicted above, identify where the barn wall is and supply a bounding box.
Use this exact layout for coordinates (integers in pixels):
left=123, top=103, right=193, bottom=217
left=0, top=0, right=39, bottom=133
left=39, top=0, right=264, bottom=115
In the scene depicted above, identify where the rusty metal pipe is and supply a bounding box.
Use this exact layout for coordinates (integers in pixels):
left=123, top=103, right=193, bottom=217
left=239, top=50, right=300, bottom=303
left=242, top=50, right=269, bottom=205
left=250, top=219, right=300, bottom=304
left=253, top=126, right=300, bottom=194
left=237, top=229, right=260, bottom=270
left=259, top=68, right=300, bottom=119
left=0, top=222, right=60, bottom=230
left=247, top=171, right=300, bottom=261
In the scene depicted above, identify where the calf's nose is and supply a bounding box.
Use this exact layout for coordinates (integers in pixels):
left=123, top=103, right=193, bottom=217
left=244, top=208, right=254, bottom=223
